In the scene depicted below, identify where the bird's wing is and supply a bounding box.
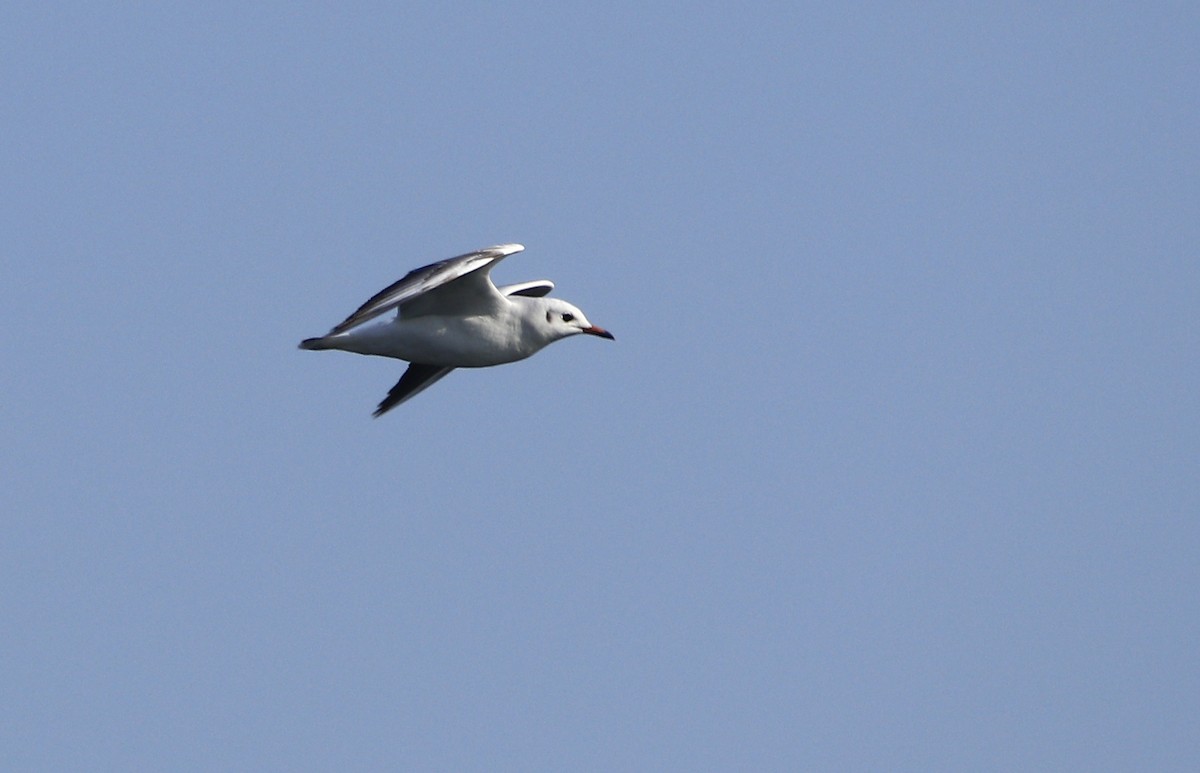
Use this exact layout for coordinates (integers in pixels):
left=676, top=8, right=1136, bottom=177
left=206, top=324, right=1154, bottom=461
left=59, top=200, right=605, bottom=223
left=327, top=243, right=524, bottom=335
left=373, top=363, right=455, bottom=417
left=498, top=279, right=554, bottom=298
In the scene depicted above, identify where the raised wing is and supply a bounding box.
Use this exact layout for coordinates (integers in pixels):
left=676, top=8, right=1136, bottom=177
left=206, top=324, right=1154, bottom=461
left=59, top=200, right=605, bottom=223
left=373, top=363, right=454, bottom=417
left=327, top=243, right=524, bottom=335
left=497, top=279, right=554, bottom=298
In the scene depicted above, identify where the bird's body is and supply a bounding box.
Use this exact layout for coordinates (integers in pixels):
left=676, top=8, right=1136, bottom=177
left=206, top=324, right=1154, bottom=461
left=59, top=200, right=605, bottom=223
left=302, top=299, right=548, bottom=366
left=299, top=244, right=613, bottom=415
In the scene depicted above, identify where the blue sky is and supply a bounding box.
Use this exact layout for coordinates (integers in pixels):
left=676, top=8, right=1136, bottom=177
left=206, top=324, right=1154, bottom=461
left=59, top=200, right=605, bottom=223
left=3, top=3, right=1197, bottom=770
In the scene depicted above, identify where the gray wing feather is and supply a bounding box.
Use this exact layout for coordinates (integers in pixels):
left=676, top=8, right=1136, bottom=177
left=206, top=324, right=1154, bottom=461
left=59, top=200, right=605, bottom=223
left=373, top=363, right=455, bottom=417
left=328, top=243, right=523, bottom=335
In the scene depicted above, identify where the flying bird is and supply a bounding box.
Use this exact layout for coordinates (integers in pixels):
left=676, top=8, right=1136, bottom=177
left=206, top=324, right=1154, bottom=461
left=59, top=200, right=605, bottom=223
left=299, top=243, right=614, bottom=416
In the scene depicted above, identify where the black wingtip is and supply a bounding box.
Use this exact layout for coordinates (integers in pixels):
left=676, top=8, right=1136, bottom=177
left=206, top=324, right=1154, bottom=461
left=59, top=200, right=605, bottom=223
left=371, top=363, right=453, bottom=417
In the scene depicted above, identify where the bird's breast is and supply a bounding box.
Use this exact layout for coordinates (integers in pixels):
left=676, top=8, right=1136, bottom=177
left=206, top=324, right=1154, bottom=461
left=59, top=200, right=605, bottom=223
left=383, top=315, right=536, bottom=367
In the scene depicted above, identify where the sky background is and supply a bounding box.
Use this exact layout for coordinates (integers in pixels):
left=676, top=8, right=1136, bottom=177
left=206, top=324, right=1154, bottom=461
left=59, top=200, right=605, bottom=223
left=3, top=3, right=1198, bottom=770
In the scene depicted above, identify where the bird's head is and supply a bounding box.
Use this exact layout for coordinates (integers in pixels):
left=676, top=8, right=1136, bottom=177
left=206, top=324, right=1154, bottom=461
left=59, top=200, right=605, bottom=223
left=539, top=298, right=614, bottom=342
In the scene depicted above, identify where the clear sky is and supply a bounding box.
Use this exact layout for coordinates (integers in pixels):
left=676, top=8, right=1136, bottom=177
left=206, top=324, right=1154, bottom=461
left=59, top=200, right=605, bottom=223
left=3, top=3, right=1197, bottom=770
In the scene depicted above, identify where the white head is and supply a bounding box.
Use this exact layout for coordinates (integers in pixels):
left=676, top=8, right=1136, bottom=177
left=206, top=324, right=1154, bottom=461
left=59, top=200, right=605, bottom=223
left=534, top=297, right=615, bottom=343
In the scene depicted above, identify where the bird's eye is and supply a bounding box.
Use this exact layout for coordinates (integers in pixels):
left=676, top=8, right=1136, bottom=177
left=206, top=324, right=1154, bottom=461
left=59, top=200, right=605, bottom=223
left=561, top=313, right=575, bottom=322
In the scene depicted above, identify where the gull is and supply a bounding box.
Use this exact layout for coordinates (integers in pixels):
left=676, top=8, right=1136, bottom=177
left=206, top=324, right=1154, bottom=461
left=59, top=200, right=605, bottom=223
left=299, top=243, right=614, bottom=416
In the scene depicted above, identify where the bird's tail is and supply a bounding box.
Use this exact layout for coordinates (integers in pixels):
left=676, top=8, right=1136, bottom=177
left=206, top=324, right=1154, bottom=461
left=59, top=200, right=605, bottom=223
left=298, top=336, right=334, bottom=350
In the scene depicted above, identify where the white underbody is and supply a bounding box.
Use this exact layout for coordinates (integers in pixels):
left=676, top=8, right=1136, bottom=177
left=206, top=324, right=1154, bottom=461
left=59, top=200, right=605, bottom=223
left=319, top=303, right=548, bottom=367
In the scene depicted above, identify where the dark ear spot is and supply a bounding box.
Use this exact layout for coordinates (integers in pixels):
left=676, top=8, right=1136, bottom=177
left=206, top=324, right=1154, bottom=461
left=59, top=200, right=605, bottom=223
left=545, top=310, right=553, bottom=323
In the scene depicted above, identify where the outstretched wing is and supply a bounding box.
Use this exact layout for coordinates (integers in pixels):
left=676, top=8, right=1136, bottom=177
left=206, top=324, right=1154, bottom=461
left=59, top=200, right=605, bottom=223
left=373, top=363, right=454, bottom=417
left=328, top=243, right=524, bottom=335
